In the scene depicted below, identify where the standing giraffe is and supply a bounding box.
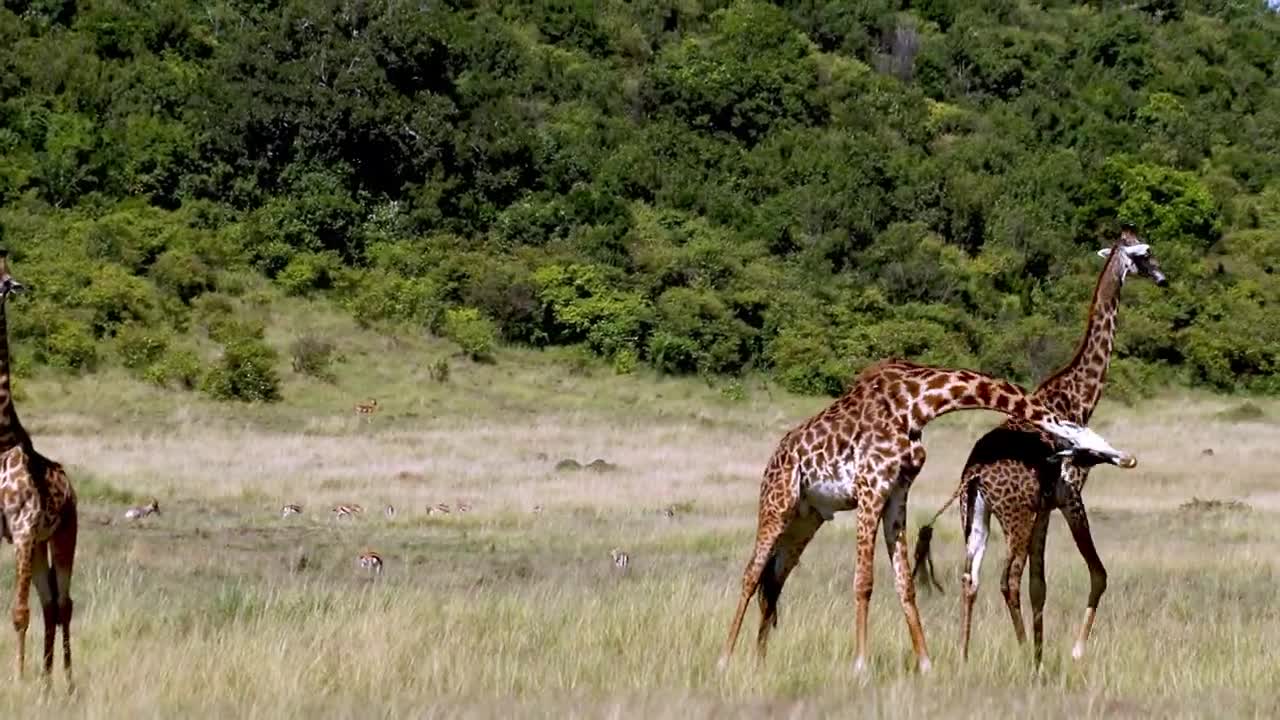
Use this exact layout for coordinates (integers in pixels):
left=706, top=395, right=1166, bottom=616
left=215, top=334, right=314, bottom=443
left=0, top=250, right=77, bottom=688
left=912, top=227, right=1168, bottom=666
left=717, top=359, right=1138, bottom=674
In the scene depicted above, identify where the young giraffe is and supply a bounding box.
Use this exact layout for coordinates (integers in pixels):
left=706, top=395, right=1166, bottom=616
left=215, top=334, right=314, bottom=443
left=717, top=359, right=1138, bottom=674
left=913, top=227, right=1168, bottom=666
left=0, top=251, right=77, bottom=688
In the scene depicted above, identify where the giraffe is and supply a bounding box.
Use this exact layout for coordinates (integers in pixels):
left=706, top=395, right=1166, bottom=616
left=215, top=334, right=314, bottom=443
left=0, top=250, right=78, bottom=688
left=912, top=225, right=1168, bottom=667
left=717, top=358, right=1138, bottom=674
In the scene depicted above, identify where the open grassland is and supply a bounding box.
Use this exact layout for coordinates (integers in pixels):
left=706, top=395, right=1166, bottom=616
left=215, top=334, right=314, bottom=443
left=2, top=308, right=1279, bottom=718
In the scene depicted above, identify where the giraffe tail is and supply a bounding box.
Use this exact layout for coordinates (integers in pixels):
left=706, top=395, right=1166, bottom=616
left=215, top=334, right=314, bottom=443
left=912, top=478, right=965, bottom=594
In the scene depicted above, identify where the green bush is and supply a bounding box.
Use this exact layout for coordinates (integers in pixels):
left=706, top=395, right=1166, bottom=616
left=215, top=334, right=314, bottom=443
left=276, top=252, right=337, bottom=296
left=202, top=337, right=282, bottom=402
left=344, top=270, right=439, bottom=328
left=647, top=287, right=755, bottom=375
left=144, top=348, right=203, bottom=390
left=150, top=247, right=215, bottom=303
left=442, top=307, right=497, bottom=361
left=81, top=264, right=159, bottom=337
left=114, top=324, right=170, bottom=371
left=38, top=319, right=98, bottom=371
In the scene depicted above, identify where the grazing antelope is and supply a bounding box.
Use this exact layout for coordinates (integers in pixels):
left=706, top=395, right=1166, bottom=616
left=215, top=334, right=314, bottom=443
left=280, top=504, right=302, bottom=519
left=331, top=503, right=364, bottom=520
left=660, top=506, right=676, bottom=519
left=124, top=499, right=160, bottom=521
left=354, top=399, right=379, bottom=417
left=427, top=502, right=451, bottom=515
left=456, top=501, right=473, bottom=513
left=610, top=548, right=629, bottom=571
left=383, top=504, right=396, bottom=520
left=356, top=550, right=383, bottom=574
left=531, top=504, right=544, bottom=514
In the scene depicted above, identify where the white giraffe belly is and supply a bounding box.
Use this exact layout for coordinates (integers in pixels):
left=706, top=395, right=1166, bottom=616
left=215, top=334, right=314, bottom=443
left=800, top=465, right=858, bottom=520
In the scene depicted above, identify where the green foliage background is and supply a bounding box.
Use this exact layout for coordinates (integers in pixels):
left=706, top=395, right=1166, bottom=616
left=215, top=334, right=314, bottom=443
left=2, top=0, right=1280, bottom=400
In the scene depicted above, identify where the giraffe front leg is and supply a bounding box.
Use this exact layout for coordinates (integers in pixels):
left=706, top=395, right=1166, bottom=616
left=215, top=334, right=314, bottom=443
left=1059, top=493, right=1105, bottom=661
left=1027, top=510, right=1052, bottom=669
left=882, top=482, right=931, bottom=673
left=11, top=534, right=35, bottom=680
left=852, top=494, right=885, bottom=674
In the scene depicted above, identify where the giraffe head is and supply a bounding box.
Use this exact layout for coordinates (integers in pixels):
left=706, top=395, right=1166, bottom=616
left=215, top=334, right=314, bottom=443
left=0, top=249, right=26, bottom=302
left=1096, top=224, right=1167, bottom=287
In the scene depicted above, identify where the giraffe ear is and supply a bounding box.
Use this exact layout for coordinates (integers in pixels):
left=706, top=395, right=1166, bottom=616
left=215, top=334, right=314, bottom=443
left=1097, top=248, right=1113, bottom=259
left=1122, top=243, right=1150, bottom=258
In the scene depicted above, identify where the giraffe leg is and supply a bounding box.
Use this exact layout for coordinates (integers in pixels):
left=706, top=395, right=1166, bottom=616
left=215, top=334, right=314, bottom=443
left=29, top=540, right=55, bottom=681
left=1059, top=492, right=1104, bottom=661
left=755, top=509, right=823, bottom=660
left=960, top=489, right=991, bottom=662
left=51, top=503, right=77, bottom=690
left=852, top=489, right=888, bottom=674
left=996, top=503, right=1036, bottom=647
left=882, top=481, right=931, bottom=673
left=719, top=488, right=796, bottom=670
left=10, top=534, right=34, bottom=680
left=1027, top=509, right=1052, bottom=668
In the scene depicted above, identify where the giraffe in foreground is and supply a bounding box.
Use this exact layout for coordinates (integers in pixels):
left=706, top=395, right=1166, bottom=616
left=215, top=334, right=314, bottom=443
left=0, top=251, right=78, bottom=688
left=912, top=227, right=1168, bottom=666
left=717, top=359, right=1138, bottom=674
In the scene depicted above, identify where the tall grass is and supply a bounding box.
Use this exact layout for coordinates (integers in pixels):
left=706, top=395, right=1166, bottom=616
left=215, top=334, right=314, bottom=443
left=2, top=307, right=1278, bottom=717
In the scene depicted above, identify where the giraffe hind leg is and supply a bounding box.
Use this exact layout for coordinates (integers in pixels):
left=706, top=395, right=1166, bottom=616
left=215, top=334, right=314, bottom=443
left=29, top=541, right=56, bottom=681
left=755, top=510, right=824, bottom=659
left=51, top=502, right=77, bottom=691
left=719, top=475, right=797, bottom=671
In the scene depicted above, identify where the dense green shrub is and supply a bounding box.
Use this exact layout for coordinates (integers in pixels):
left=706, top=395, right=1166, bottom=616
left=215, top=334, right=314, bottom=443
left=114, top=324, right=170, bottom=371
left=202, top=337, right=282, bottom=402
left=144, top=347, right=203, bottom=390
left=442, top=307, right=497, bottom=362
left=0, top=0, right=1277, bottom=397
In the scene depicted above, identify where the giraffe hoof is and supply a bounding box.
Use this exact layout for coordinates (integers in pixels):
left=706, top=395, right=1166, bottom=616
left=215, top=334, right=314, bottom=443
left=917, top=657, right=933, bottom=674
left=1071, top=643, right=1086, bottom=661
left=716, top=656, right=730, bottom=673
left=852, top=656, right=869, bottom=675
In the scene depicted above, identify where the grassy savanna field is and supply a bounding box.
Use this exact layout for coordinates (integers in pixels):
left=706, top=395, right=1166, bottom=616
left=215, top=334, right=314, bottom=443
left=1, top=301, right=1278, bottom=719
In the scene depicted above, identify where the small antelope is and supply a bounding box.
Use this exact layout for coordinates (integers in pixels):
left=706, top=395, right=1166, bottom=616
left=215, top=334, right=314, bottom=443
left=281, top=504, right=303, bottom=519
left=427, top=502, right=451, bottom=515
left=457, top=501, right=473, bottom=513
left=383, top=504, right=396, bottom=520
left=356, top=550, right=384, bottom=574
left=124, top=498, right=160, bottom=521
left=332, top=503, right=364, bottom=520
left=354, top=399, right=379, bottom=417
left=610, top=548, right=629, bottom=571
left=660, top=506, right=676, bottom=519
left=531, top=504, right=544, bottom=514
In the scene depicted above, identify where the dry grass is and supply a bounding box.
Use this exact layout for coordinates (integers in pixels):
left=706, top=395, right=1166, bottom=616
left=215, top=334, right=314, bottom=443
left=2, top=307, right=1279, bottom=718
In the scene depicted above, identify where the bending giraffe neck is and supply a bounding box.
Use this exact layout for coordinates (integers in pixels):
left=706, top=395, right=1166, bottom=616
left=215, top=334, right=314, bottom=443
left=886, top=363, right=1061, bottom=431
left=1034, top=242, right=1129, bottom=425
left=0, top=300, right=29, bottom=452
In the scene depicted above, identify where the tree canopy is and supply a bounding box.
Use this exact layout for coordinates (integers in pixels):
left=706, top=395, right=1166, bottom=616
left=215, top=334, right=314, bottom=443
left=2, top=0, right=1280, bottom=400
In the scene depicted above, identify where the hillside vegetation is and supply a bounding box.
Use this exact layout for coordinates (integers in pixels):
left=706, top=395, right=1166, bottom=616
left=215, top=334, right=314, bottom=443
left=2, top=0, right=1280, bottom=401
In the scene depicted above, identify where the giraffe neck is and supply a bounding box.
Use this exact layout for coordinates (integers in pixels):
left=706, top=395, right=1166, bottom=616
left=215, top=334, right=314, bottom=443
left=1035, top=245, right=1129, bottom=425
left=0, top=301, right=28, bottom=452
left=903, top=365, right=1058, bottom=430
